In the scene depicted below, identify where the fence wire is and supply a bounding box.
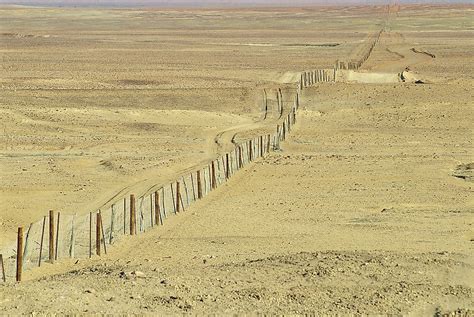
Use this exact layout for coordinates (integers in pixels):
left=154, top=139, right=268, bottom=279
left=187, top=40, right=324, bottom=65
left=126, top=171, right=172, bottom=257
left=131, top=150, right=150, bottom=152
left=1, top=68, right=332, bottom=282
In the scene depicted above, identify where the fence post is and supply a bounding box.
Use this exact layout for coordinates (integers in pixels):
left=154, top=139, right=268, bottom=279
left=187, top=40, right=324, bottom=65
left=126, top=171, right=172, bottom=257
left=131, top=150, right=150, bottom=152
left=154, top=191, right=162, bottom=225
left=0, top=254, right=5, bottom=282
left=96, top=212, right=101, bottom=256
left=123, top=197, right=126, bottom=235
left=89, top=212, right=92, bottom=258
left=149, top=194, right=154, bottom=228
left=38, top=216, right=46, bottom=267
left=267, top=134, right=271, bottom=153
left=70, top=213, right=76, bottom=257
left=130, top=194, right=136, bottom=235
left=99, top=211, right=107, bottom=254
left=249, top=140, right=253, bottom=161
left=225, top=153, right=230, bottom=179
left=176, top=182, right=181, bottom=213
left=190, top=173, right=197, bottom=200
left=55, top=212, right=60, bottom=260
left=238, top=146, right=243, bottom=168
left=197, top=170, right=202, bottom=199
left=16, top=227, right=23, bottom=282
left=211, top=161, right=217, bottom=189
left=161, top=187, right=167, bottom=218
left=49, top=210, right=54, bottom=264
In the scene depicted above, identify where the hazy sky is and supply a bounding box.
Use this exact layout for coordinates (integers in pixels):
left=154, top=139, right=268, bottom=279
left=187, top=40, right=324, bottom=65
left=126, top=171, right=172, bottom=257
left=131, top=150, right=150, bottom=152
left=0, top=0, right=469, bottom=7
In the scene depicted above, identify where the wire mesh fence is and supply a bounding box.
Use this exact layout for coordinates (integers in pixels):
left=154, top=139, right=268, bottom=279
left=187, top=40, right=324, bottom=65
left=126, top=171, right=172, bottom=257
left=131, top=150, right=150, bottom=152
left=0, top=68, right=329, bottom=283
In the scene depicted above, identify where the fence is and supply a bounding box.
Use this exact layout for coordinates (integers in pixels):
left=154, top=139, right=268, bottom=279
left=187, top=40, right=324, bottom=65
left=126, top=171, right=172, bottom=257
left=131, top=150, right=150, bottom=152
left=0, top=66, right=335, bottom=283
left=335, top=28, right=383, bottom=71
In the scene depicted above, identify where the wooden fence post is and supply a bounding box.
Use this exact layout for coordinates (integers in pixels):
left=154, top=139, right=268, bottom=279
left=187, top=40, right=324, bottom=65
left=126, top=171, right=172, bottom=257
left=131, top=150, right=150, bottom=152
left=38, top=216, right=46, bottom=267
left=89, top=212, right=92, bottom=258
left=154, top=191, right=162, bottom=225
left=179, top=192, right=186, bottom=212
left=16, top=227, right=23, bottom=282
left=96, top=212, right=101, bottom=256
left=99, top=211, right=107, bottom=254
left=267, top=134, right=271, bottom=153
left=263, top=89, right=268, bottom=120
left=249, top=140, right=253, bottom=161
left=123, top=197, right=126, bottom=235
left=49, top=210, right=54, bottom=264
left=149, top=194, right=154, bottom=228
left=16, top=227, right=24, bottom=282
left=70, top=213, right=76, bottom=257
left=197, top=170, right=202, bottom=199
left=170, top=184, right=177, bottom=213
left=0, top=254, right=5, bottom=283
left=211, top=161, right=217, bottom=189
left=190, top=173, right=196, bottom=200
left=238, top=146, right=243, bottom=168
left=207, top=165, right=212, bottom=192
left=22, top=223, right=32, bottom=268
left=55, top=212, right=60, bottom=260
left=176, top=182, right=181, bottom=213
left=130, top=194, right=136, bottom=235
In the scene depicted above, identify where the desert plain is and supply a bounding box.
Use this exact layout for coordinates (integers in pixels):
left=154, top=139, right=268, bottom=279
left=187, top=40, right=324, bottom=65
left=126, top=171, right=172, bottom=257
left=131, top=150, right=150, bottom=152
left=0, top=3, right=473, bottom=315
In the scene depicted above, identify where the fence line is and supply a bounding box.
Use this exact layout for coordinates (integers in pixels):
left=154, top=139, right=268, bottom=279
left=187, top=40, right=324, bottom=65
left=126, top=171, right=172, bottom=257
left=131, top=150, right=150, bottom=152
left=0, top=67, right=333, bottom=282
left=335, top=27, right=385, bottom=71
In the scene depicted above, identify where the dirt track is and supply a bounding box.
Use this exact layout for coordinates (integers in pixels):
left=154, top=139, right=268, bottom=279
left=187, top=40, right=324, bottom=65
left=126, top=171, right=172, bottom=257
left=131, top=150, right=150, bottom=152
left=1, top=4, right=473, bottom=315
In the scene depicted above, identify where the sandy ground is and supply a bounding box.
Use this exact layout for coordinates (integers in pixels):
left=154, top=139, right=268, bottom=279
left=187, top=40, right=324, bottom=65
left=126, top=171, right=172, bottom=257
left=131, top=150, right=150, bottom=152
left=0, top=5, right=374, bottom=247
left=1, top=3, right=474, bottom=315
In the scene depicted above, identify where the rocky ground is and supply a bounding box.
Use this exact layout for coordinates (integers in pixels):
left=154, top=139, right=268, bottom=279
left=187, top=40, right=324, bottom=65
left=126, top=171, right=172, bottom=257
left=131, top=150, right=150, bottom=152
left=0, top=4, right=473, bottom=315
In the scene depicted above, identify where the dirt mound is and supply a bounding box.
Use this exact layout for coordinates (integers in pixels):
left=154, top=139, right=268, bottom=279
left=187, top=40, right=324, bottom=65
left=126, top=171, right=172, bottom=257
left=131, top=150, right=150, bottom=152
left=453, top=163, right=474, bottom=182
left=337, top=70, right=401, bottom=84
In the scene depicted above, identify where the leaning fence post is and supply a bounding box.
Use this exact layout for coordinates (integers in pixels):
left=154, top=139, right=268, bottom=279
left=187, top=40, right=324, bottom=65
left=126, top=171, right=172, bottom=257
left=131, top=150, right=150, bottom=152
left=154, top=191, right=162, bottom=225
left=171, top=183, right=177, bottom=213
left=38, top=216, right=46, bottom=267
left=182, top=177, right=190, bottom=206
left=22, top=223, right=32, bottom=268
left=190, top=173, right=196, bottom=200
left=0, top=254, right=5, bottom=282
left=207, top=165, right=212, bottom=190
left=99, top=211, right=107, bottom=254
left=16, top=227, right=23, bottom=282
left=49, top=210, right=54, bottom=264
left=197, top=170, right=203, bottom=199
left=161, top=187, right=167, bottom=218
left=179, top=192, right=186, bottom=212
left=130, top=194, right=136, bottom=235
left=70, top=213, right=76, bottom=257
